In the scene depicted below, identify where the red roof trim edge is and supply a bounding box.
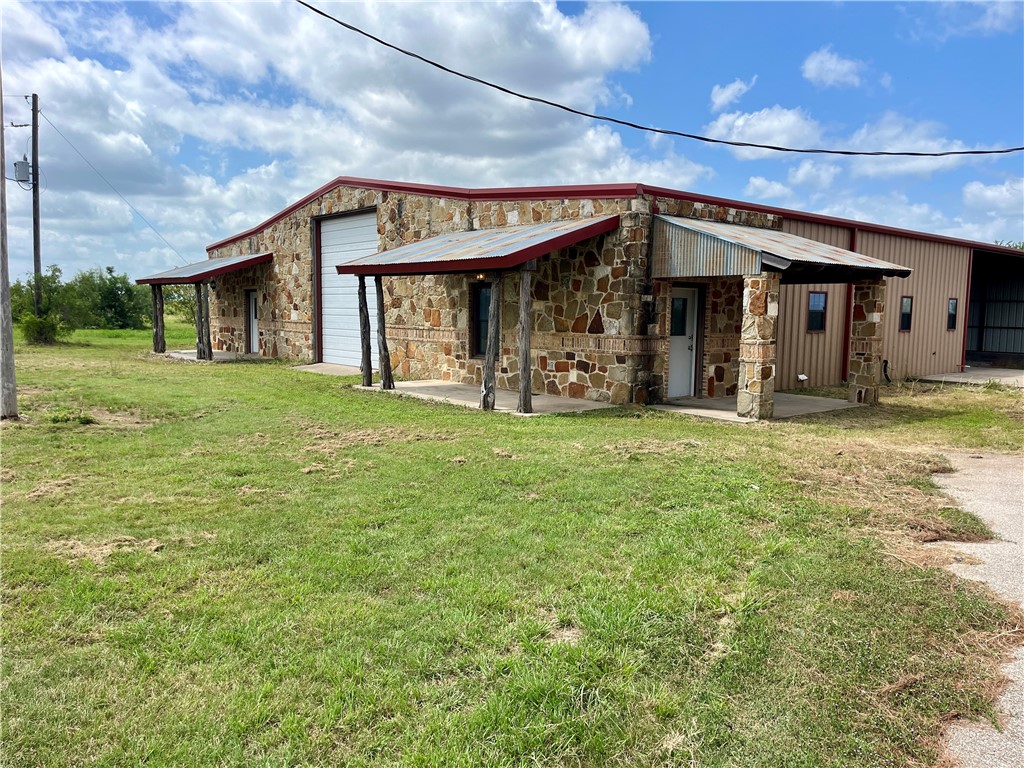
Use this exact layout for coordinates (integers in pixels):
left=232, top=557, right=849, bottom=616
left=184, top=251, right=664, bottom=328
left=336, top=216, right=620, bottom=276
left=137, top=252, right=273, bottom=285
left=205, top=176, right=1021, bottom=258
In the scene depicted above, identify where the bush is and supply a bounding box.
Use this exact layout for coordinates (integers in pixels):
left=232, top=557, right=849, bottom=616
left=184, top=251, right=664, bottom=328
left=19, top=312, right=73, bottom=344
left=11, top=265, right=152, bottom=343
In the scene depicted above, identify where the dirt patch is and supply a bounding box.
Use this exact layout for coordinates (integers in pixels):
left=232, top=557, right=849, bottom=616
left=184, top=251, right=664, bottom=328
left=26, top=477, right=80, bottom=500
left=299, top=423, right=457, bottom=458
left=45, top=536, right=164, bottom=564
left=89, top=408, right=154, bottom=428
left=537, top=608, right=583, bottom=646
left=44, top=532, right=215, bottom=565
left=492, top=447, right=515, bottom=459
left=604, top=439, right=703, bottom=458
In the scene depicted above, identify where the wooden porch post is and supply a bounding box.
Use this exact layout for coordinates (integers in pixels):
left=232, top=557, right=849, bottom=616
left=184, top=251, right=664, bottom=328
left=374, top=275, right=394, bottom=390
left=194, top=281, right=213, bottom=361
left=193, top=282, right=205, bottom=360
left=357, top=275, right=373, bottom=387
left=480, top=273, right=502, bottom=410
left=517, top=262, right=535, bottom=414
left=151, top=284, right=166, bottom=354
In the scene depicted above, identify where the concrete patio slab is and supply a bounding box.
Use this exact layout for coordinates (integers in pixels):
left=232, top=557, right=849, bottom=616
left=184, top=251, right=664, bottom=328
left=652, top=393, right=862, bottom=423
left=164, top=349, right=259, bottom=362
left=921, top=367, right=1024, bottom=388
left=293, top=362, right=363, bottom=376
left=354, top=380, right=616, bottom=416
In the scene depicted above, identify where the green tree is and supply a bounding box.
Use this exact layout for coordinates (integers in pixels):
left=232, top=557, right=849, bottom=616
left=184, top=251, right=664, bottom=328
left=67, top=267, right=150, bottom=329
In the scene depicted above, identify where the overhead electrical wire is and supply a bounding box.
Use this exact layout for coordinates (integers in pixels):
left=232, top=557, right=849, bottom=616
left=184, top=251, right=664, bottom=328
left=38, top=110, right=189, bottom=265
left=295, top=0, right=1023, bottom=158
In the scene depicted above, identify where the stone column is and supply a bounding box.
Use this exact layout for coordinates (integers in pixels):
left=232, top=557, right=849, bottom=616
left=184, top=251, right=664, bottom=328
left=848, top=278, right=886, bottom=405
left=737, top=272, right=779, bottom=420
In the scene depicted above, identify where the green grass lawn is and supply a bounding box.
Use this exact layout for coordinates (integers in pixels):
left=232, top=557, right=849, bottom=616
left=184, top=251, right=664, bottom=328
left=2, top=325, right=1021, bottom=767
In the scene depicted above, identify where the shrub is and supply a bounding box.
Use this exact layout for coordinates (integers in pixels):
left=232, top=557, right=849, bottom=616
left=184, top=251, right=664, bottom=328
left=19, top=311, right=73, bottom=344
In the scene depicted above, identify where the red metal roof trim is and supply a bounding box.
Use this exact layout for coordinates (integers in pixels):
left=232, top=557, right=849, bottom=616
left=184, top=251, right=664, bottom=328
left=337, top=216, right=620, bottom=276
left=136, top=252, right=273, bottom=285
left=205, top=176, right=1021, bottom=258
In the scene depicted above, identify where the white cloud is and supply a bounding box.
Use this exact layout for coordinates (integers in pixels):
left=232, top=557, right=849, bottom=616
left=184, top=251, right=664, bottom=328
left=802, top=46, right=864, bottom=88
left=743, top=176, right=793, bottom=200
left=710, top=75, right=757, bottom=112
left=969, top=1, right=1024, bottom=34
left=704, top=106, right=822, bottom=160
left=787, top=160, right=840, bottom=190
left=846, top=113, right=985, bottom=177
left=1, top=0, right=705, bottom=281
left=963, top=177, right=1024, bottom=214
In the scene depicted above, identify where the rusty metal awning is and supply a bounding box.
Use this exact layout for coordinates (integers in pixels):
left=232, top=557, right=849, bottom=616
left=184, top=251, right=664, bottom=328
left=653, top=216, right=912, bottom=283
left=335, top=215, right=620, bottom=276
left=136, top=252, right=273, bottom=285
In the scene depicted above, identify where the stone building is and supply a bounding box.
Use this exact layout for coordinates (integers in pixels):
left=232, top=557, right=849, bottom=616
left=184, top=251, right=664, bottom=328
left=138, top=177, right=1023, bottom=419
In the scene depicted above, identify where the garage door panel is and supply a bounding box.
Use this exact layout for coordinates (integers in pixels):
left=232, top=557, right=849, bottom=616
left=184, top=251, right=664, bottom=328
left=319, top=212, right=379, bottom=367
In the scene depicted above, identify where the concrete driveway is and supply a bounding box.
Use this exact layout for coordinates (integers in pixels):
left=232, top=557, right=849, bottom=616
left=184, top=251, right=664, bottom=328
left=936, top=452, right=1024, bottom=768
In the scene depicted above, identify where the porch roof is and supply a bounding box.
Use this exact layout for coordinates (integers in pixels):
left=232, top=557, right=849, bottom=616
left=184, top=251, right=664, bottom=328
left=136, top=252, right=273, bottom=285
left=335, top=215, right=620, bottom=276
left=653, top=216, right=912, bottom=283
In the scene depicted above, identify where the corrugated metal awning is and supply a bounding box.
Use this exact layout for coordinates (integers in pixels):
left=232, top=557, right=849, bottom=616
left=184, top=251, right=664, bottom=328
left=335, top=215, right=620, bottom=276
left=136, top=252, right=273, bottom=285
left=653, top=216, right=912, bottom=282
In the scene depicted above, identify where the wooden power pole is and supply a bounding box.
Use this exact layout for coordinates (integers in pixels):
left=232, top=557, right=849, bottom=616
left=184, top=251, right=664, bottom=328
left=1, top=65, right=20, bottom=419
left=31, top=93, right=41, bottom=316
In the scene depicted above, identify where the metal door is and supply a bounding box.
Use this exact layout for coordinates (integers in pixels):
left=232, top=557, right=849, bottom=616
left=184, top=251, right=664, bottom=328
left=667, top=287, right=697, bottom=398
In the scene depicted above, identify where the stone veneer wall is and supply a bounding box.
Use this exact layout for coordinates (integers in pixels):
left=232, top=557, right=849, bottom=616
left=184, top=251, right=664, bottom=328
left=387, top=197, right=654, bottom=404
left=646, top=196, right=779, bottom=401
left=207, top=187, right=653, bottom=404
left=205, top=183, right=786, bottom=405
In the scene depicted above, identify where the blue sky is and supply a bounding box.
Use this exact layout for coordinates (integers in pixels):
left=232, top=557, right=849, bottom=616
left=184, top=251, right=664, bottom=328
left=2, top=1, right=1022, bottom=281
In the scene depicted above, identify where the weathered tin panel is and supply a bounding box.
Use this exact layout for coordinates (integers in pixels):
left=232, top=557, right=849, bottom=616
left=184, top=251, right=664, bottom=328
left=776, top=220, right=853, bottom=389
left=858, top=231, right=970, bottom=379
left=651, top=217, right=759, bottom=278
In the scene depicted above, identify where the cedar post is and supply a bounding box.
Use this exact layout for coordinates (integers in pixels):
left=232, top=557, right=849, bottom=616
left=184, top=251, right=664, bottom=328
left=480, top=273, right=502, bottom=410
left=151, top=284, right=166, bottom=354
left=357, top=275, right=373, bottom=387
left=517, top=262, right=535, bottom=414
left=374, top=275, right=394, bottom=390
left=193, top=282, right=205, bottom=360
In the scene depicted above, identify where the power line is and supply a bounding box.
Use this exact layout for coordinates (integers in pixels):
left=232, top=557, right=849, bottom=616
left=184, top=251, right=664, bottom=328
left=37, top=110, right=189, bottom=265
left=295, top=0, right=1023, bottom=159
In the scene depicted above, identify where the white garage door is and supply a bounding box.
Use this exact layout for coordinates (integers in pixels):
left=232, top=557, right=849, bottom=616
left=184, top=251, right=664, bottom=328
left=319, top=212, right=379, bottom=367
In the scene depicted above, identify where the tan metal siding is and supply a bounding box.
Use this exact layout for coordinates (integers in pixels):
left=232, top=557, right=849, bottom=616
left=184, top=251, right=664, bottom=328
left=857, top=231, right=970, bottom=379
left=777, top=221, right=851, bottom=389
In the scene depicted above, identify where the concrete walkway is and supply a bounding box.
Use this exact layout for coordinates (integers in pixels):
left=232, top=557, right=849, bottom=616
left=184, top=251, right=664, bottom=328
left=652, top=393, right=861, bottom=423
left=935, top=452, right=1024, bottom=768
left=354, top=380, right=616, bottom=416
left=922, top=367, right=1024, bottom=388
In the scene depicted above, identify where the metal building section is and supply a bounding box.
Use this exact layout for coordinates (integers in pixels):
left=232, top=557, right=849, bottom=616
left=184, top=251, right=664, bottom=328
left=776, top=220, right=852, bottom=390
left=968, top=250, right=1024, bottom=364
left=651, top=216, right=759, bottom=278
left=857, top=231, right=970, bottom=379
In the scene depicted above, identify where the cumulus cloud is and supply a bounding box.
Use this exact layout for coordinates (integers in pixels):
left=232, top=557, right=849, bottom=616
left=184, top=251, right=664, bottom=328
left=846, top=112, right=985, bottom=177
left=962, top=177, right=1024, bottom=214
left=743, top=176, right=793, bottom=200
left=787, top=160, right=840, bottom=190
left=1, top=0, right=706, bottom=280
left=710, top=75, right=757, bottom=112
left=802, top=46, right=864, bottom=88
left=704, top=106, right=822, bottom=160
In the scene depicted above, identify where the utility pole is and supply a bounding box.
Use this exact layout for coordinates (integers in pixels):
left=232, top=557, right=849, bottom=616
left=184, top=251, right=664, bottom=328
left=31, top=93, right=41, bottom=317
left=1, top=64, right=20, bottom=419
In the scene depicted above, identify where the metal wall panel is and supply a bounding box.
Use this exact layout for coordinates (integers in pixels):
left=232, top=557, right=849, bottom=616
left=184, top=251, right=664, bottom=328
left=857, top=231, right=970, bottom=379
left=777, top=221, right=851, bottom=389
left=651, top=217, right=759, bottom=278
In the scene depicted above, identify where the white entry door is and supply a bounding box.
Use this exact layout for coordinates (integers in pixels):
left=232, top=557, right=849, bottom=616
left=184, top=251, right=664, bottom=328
left=667, top=287, right=698, bottom=398
left=319, top=212, right=379, bottom=367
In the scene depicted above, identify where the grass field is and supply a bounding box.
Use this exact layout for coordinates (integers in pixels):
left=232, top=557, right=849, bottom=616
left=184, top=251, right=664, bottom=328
left=2, top=324, right=1022, bottom=767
